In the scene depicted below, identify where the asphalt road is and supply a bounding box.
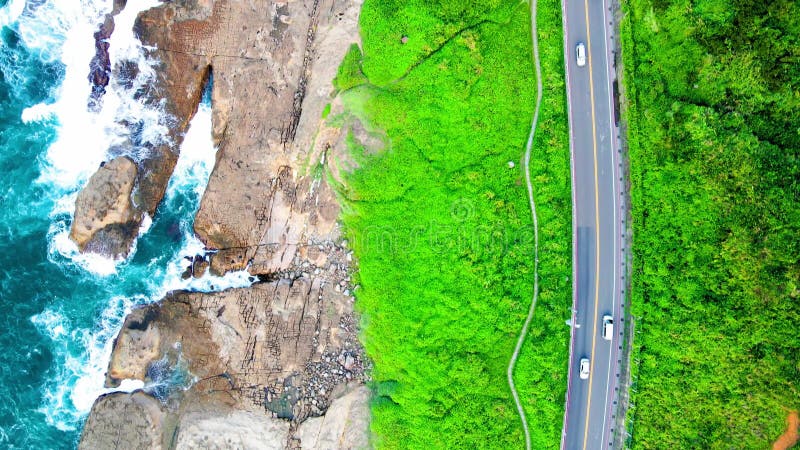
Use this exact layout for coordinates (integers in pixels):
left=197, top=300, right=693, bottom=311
left=559, top=0, right=625, bottom=448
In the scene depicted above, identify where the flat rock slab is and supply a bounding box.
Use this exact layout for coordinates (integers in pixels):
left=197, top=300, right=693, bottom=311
left=80, top=383, right=370, bottom=450
left=296, top=384, right=371, bottom=450
left=79, top=391, right=165, bottom=450
left=175, top=410, right=291, bottom=450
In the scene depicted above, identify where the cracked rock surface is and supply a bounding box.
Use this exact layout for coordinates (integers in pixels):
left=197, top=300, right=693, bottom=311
left=72, top=0, right=360, bottom=268
left=82, top=268, right=368, bottom=449
left=78, top=0, right=371, bottom=448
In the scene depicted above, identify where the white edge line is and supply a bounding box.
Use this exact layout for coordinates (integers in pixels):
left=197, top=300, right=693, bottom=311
left=600, top=0, right=621, bottom=447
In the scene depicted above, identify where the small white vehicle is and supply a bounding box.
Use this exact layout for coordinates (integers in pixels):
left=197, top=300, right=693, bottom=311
left=602, top=315, right=613, bottom=341
left=576, top=42, right=586, bottom=67
left=579, top=358, right=590, bottom=380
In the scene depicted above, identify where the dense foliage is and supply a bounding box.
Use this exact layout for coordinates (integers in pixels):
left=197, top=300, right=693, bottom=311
left=621, top=0, right=800, bottom=447
left=338, top=0, right=572, bottom=447
left=333, top=44, right=367, bottom=92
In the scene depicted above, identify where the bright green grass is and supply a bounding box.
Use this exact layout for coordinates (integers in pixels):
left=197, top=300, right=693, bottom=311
left=333, top=44, right=368, bottom=92
left=620, top=0, right=800, bottom=447
left=337, top=0, right=572, bottom=448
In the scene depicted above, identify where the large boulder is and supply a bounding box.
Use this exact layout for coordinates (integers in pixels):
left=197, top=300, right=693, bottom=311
left=79, top=391, right=166, bottom=450
left=69, top=156, right=141, bottom=259
left=296, top=384, right=371, bottom=449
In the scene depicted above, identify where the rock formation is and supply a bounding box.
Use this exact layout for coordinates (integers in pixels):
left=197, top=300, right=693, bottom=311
left=70, top=156, right=142, bottom=258
left=130, top=0, right=352, bottom=275
left=81, top=384, right=369, bottom=449
left=73, top=0, right=360, bottom=266
left=78, top=0, right=371, bottom=447
left=80, top=391, right=166, bottom=449
left=81, top=257, right=369, bottom=449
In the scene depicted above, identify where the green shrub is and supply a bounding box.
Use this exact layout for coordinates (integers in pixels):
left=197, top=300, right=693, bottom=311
left=333, top=44, right=368, bottom=92
left=620, top=0, right=800, bottom=447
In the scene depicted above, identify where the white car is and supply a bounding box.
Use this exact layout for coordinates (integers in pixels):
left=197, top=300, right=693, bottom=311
left=576, top=42, right=586, bottom=67
left=579, top=358, right=590, bottom=380
left=602, top=315, right=613, bottom=341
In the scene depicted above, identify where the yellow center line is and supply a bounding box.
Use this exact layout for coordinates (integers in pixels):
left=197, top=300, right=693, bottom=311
left=581, top=0, right=602, bottom=447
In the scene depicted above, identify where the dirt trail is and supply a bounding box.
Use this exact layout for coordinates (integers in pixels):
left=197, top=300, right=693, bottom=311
left=773, top=410, right=799, bottom=450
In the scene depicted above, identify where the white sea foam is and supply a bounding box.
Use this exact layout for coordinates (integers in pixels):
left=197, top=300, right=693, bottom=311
left=20, top=102, right=55, bottom=123
left=68, top=295, right=144, bottom=413
left=152, top=103, right=255, bottom=295
left=35, top=83, right=253, bottom=431
left=50, top=227, right=119, bottom=276
left=20, top=0, right=162, bottom=429
left=32, top=0, right=165, bottom=192
left=31, top=295, right=142, bottom=429
left=139, top=213, right=153, bottom=235
left=107, top=0, right=160, bottom=63
left=167, top=103, right=216, bottom=200
left=21, top=0, right=110, bottom=186
left=97, top=0, right=168, bottom=153
left=22, top=0, right=256, bottom=434
left=33, top=0, right=167, bottom=274
left=158, top=103, right=256, bottom=293
left=161, top=241, right=256, bottom=295
left=0, top=0, right=25, bottom=29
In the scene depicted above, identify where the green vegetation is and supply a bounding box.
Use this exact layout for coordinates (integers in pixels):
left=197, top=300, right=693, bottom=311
left=333, top=44, right=368, bottom=92
left=620, top=0, right=800, bottom=447
left=338, top=0, right=572, bottom=448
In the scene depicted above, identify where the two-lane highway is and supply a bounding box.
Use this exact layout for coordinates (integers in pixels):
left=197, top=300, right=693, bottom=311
left=560, top=0, right=625, bottom=448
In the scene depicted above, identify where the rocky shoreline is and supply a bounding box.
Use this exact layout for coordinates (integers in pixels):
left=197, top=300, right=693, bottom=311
left=74, top=0, right=371, bottom=448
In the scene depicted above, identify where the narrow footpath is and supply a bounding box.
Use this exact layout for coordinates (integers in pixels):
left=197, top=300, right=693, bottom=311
left=506, top=0, right=544, bottom=448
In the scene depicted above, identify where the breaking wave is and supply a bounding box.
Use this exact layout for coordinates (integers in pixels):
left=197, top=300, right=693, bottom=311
left=0, top=0, right=253, bottom=444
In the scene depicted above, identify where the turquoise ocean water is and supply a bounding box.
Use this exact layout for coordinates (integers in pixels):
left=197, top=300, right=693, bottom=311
left=0, top=1, right=251, bottom=447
